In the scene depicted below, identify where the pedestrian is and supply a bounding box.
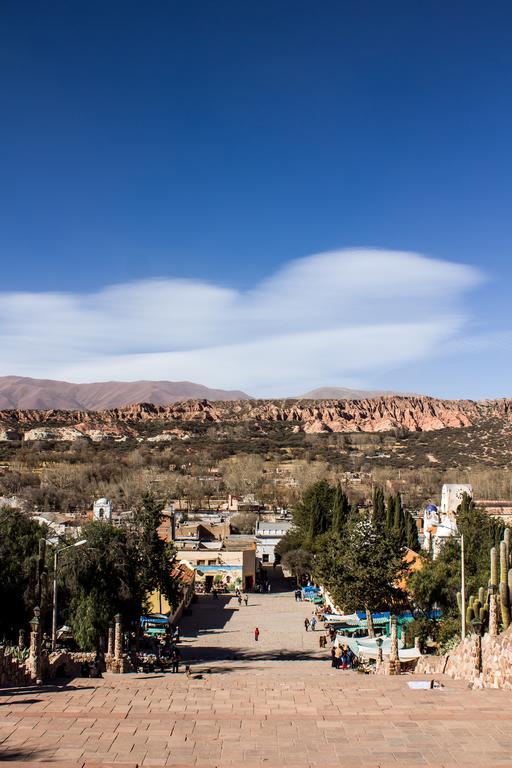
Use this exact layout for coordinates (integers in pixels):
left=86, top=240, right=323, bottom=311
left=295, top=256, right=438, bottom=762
left=310, top=616, right=317, bottom=631
left=267, top=583, right=271, bottom=593
left=334, top=645, right=342, bottom=669
left=237, top=595, right=242, bottom=606
left=171, top=648, right=181, bottom=674
left=294, top=589, right=300, bottom=602
left=331, top=646, right=336, bottom=668
left=304, top=618, right=310, bottom=632
left=254, top=627, right=260, bottom=642
left=319, top=635, right=327, bottom=649
left=244, top=594, right=248, bottom=606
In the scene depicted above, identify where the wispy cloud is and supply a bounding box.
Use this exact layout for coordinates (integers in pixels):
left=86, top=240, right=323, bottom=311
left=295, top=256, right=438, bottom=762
left=0, top=248, right=483, bottom=396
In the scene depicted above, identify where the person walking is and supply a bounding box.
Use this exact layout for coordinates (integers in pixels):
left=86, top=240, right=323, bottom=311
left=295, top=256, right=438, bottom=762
left=171, top=648, right=181, bottom=674
left=237, top=595, right=242, bottom=606
left=310, top=616, right=317, bottom=632
left=334, top=645, right=342, bottom=669
left=244, top=594, right=248, bottom=606
left=267, top=583, right=271, bottom=593
left=254, top=627, right=260, bottom=642
left=304, top=618, right=310, bottom=632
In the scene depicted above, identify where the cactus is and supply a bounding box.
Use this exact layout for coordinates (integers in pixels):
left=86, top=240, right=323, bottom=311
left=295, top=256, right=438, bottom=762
left=479, top=606, right=488, bottom=624
left=473, top=599, right=482, bottom=616
left=469, top=594, right=475, bottom=608
left=500, top=581, right=511, bottom=630
left=491, top=547, right=498, bottom=592
left=501, top=541, right=509, bottom=583
left=466, top=605, right=475, bottom=627
left=478, top=586, right=485, bottom=605
left=456, top=591, right=463, bottom=614
left=505, top=528, right=511, bottom=566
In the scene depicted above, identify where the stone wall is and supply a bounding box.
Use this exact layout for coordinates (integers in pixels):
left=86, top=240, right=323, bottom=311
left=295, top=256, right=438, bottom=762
left=415, top=627, right=512, bottom=688
left=0, top=647, right=32, bottom=687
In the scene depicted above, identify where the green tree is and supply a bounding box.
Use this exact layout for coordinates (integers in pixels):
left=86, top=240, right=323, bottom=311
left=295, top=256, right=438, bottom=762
left=281, top=548, right=313, bottom=585
left=293, top=480, right=334, bottom=545
left=393, top=493, right=406, bottom=548
left=131, top=492, right=176, bottom=608
left=385, top=495, right=394, bottom=532
left=64, top=521, right=141, bottom=650
left=331, top=483, right=349, bottom=536
left=372, top=486, right=386, bottom=531
left=315, top=511, right=407, bottom=617
left=0, top=507, right=47, bottom=639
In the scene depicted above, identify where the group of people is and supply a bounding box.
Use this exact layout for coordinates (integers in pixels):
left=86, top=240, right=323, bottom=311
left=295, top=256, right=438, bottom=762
left=235, top=589, right=249, bottom=606
left=331, top=643, right=354, bottom=670
left=302, top=606, right=356, bottom=670
left=304, top=615, right=317, bottom=631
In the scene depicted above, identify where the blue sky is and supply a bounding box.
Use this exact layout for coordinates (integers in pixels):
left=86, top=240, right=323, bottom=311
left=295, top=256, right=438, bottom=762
left=1, top=1, right=511, bottom=397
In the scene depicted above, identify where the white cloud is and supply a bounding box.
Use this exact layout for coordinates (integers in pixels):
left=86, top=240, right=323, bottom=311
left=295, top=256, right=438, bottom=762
left=0, top=248, right=483, bottom=396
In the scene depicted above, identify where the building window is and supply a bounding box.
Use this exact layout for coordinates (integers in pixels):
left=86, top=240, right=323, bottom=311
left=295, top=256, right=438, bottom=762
left=197, top=560, right=205, bottom=565
left=262, top=554, right=269, bottom=563
left=208, top=560, right=216, bottom=565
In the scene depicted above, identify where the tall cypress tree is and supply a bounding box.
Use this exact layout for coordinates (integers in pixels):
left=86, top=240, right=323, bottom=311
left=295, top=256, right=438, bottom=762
left=405, top=511, right=419, bottom=551
left=372, top=486, right=386, bottom=531
left=385, top=495, right=394, bottom=533
left=393, top=493, right=406, bottom=547
left=332, top=483, right=350, bottom=535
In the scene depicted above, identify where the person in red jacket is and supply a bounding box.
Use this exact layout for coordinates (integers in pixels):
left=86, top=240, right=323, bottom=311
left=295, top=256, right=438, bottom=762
left=254, top=627, right=260, bottom=642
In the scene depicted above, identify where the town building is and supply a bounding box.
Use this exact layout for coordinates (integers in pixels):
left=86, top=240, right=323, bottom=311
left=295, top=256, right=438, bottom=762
left=422, top=483, right=472, bottom=558
left=93, top=497, right=113, bottom=522
left=255, top=519, right=293, bottom=563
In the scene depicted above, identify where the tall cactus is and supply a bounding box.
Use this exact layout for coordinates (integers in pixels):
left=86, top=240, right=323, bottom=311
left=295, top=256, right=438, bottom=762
left=478, top=586, right=485, bottom=605
left=466, top=605, right=475, bottom=627
left=491, top=547, right=498, bottom=592
left=505, top=528, right=511, bottom=567
left=501, top=540, right=508, bottom=584
left=456, top=591, right=463, bottom=614
left=500, top=541, right=511, bottom=629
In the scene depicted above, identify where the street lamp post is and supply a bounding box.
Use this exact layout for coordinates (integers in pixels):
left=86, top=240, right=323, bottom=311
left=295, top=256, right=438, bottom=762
left=52, top=539, right=87, bottom=651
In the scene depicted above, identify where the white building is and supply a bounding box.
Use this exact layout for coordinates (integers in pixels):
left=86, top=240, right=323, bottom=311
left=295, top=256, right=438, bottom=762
left=255, top=520, right=293, bottom=563
left=422, top=483, right=472, bottom=558
left=440, top=484, right=473, bottom=517
left=93, top=497, right=113, bottom=522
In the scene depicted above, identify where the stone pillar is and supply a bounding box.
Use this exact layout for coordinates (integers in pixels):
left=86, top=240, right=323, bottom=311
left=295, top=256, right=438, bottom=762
left=18, top=629, right=26, bottom=652
left=107, top=623, right=115, bottom=657
left=28, top=608, right=42, bottom=684
left=114, top=614, right=123, bottom=661
left=489, top=593, right=498, bottom=637
left=386, top=616, right=401, bottom=675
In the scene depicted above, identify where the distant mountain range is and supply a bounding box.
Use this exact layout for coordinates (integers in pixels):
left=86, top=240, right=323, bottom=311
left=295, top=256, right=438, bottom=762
left=300, top=386, right=405, bottom=400
left=0, top=376, right=251, bottom=410
left=0, top=377, right=406, bottom=410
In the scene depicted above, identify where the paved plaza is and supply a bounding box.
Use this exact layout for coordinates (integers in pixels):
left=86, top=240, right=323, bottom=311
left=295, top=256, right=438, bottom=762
left=2, top=570, right=512, bottom=767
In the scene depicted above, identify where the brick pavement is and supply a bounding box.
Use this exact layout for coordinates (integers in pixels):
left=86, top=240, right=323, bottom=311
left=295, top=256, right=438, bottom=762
left=2, top=570, right=512, bottom=767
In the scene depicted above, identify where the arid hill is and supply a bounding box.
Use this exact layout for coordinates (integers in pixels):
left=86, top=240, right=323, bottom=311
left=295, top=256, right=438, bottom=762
left=0, top=395, right=511, bottom=441
left=0, top=376, right=251, bottom=410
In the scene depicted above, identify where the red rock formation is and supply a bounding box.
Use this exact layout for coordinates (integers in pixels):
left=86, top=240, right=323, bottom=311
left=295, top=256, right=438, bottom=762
left=0, top=395, right=511, bottom=440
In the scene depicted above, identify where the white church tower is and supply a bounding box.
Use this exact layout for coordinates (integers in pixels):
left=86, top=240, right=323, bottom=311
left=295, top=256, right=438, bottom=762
left=93, top=497, right=113, bottom=522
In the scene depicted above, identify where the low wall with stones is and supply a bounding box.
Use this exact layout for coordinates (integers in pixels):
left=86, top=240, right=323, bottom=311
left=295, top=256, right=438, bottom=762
left=0, top=647, right=32, bottom=687
left=415, top=627, right=512, bottom=688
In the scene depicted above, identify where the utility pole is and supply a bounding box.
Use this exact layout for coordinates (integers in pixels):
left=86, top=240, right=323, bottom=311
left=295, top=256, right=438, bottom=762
left=51, top=540, right=88, bottom=651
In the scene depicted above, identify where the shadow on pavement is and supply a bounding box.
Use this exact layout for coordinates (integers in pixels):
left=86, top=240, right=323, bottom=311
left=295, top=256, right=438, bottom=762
left=179, top=646, right=327, bottom=663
